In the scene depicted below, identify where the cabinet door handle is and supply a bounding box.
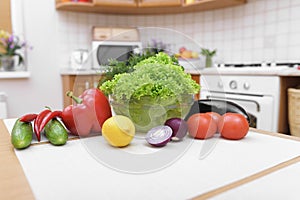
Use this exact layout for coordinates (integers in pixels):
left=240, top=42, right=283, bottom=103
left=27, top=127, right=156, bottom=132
left=85, top=81, right=90, bottom=89
left=93, top=81, right=98, bottom=88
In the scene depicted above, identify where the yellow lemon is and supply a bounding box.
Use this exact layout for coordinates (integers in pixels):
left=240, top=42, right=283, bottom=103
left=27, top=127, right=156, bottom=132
left=102, top=115, right=135, bottom=147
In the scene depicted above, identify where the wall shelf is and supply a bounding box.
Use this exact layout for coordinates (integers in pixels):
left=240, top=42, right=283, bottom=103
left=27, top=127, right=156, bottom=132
left=56, top=0, right=247, bottom=15
left=0, top=71, right=30, bottom=79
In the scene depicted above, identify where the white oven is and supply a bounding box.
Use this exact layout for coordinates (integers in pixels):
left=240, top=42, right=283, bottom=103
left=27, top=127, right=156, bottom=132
left=200, top=74, right=280, bottom=132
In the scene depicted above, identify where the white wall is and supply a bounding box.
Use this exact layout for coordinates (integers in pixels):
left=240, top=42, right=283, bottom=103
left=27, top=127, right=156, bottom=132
left=0, top=0, right=62, bottom=118
left=57, top=0, right=300, bottom=65
left=1, top=0, right=300, bottom=118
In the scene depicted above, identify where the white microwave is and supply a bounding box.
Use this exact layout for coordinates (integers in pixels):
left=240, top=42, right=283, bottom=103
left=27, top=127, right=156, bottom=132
left=91, top=27, right=142, bottom=70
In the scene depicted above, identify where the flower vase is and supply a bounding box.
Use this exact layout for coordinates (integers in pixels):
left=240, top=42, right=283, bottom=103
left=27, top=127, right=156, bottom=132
left=205, top=56, right=213, bottom=68
left=0, top=56, right=15, bottom=71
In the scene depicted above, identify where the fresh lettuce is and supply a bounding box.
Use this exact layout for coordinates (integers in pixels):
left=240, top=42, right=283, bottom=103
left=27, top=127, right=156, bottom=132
left=100, top=52, right=200, bottom=100
left=100, top=52, right=200, bottom=132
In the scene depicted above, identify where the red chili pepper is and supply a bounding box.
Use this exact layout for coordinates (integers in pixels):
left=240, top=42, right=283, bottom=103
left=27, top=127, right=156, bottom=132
left=34, top=109, right=51, bottom=141
left=61, top=88, right=112, bottom=136
left=38, top=110, right=62, bottom=133
left=19, top=113, right=38, bottom=122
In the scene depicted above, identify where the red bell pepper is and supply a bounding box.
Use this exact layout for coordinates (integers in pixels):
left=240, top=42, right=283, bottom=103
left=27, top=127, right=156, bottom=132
left=61, top=88, right=112, bottom=136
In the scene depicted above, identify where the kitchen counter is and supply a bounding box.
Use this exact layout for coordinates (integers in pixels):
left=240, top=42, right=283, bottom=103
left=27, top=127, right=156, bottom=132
left=278, top=68, right=300, bottom=76
left=60, top=68, right=104, bottom=75
left=60, top=68, right=202, bottom=75
left=185, top=69, right=202, bottom=75
left=61, top=66, right=300, bottom=77
left=1, top=118, right=300, bottom=199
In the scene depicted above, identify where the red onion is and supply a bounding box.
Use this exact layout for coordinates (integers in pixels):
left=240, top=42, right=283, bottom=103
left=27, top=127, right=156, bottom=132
left=164, top=118, right=188, bottom=141
left=145, top=125, right=172, bottom=147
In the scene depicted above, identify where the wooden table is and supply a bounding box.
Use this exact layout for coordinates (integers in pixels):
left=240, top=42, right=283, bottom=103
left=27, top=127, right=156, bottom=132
left=0, top=120, right=34, bottom=200
left=1, top=119, right=300, bottom=200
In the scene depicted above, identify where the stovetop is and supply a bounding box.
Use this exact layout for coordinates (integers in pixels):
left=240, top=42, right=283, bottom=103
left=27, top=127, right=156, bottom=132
left=201, top=62, right=299, bottom=76
left=217, top=62, right=299, bottom=69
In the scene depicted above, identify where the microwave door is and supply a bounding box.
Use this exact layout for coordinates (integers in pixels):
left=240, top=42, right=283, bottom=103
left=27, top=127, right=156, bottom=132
left=97, top=45, right=132, bottom=66
left=92, top=41, right=142, bottom=69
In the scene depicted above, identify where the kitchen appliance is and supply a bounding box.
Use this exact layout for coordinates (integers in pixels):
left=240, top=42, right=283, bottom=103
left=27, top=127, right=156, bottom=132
left=91, top=27, right=142, bottom=71
left=69, top=49, right=89, bottom=70
left=199, top=63, right=292, bottom=132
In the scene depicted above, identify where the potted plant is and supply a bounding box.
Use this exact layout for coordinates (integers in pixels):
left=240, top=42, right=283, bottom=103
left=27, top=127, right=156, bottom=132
left=200, top=48, right=217, bottom=68
left=0, top=30, right=30, bottom=71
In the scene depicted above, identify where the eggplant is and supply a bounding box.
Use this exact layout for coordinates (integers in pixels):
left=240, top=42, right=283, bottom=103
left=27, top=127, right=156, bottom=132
left=184, top=99, right=251, bottom=123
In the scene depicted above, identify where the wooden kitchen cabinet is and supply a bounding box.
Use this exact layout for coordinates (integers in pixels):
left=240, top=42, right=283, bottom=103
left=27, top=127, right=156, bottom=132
left=94, top=0, right=181, bottom=7
left=278, top=76, right=300, bottom=135
left=137, top=0, right=181, bottom=7
left=191, top=73, right=200, bottom=100
left=94, top=0, right=136, bottom=7
left=0, top=0, right=12, bottom=33
left=61, top=74, right=103, bottom=108
left=56, top=0, right=246, bottom=15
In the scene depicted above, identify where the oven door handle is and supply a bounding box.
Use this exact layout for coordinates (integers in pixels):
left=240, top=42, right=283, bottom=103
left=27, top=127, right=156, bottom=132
left=206, top=95, right=260, bottom=112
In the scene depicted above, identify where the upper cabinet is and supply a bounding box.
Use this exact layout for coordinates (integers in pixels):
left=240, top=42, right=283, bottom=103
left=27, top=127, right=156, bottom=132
left=94, top=0, right=136, bottom=7
left=94, top=0, right=181, bottom=7
left=56, top=0, right=247, bottom=15
left=0, top=0, right=12, bottom=33
left=137, top=0, right=181, bottom=7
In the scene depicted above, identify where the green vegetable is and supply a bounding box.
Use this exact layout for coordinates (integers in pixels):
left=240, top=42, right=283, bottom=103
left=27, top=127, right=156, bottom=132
left=11, top=119, right=33, bottom=149
left=98, top=49, right=179, bottom=86
left=99, top=49, right=162, bottom=86
left=44, top=119, right=68, bottom=146
left=101, top=52, right=199, bottom=100
left=100, top=52, right=200, bottom=132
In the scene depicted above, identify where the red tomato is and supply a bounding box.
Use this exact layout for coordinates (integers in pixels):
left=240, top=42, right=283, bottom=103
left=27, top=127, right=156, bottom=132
left=206, top=112, right=221, bottom=132
left=218, top=113, right=249, bottom=140
left=187, top=113, right=217, bottom=139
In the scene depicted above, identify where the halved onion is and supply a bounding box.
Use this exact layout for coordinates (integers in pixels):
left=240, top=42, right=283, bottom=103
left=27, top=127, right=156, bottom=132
left=145, top=125, right=172, bottom=147
left=164, top=118, right=188, bottom=141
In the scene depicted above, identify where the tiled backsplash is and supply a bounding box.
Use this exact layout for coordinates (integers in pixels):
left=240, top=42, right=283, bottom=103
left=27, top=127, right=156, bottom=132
left=57, top=0, right=300, bottom=66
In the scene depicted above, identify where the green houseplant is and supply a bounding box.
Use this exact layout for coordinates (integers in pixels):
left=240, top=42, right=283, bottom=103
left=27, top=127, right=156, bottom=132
left=200, top=48, right=217, bottom=68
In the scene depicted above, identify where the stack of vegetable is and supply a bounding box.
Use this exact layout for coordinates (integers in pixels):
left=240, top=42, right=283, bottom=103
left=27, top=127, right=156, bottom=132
left=11, top=109, right=68, bottom=149
left=11, top=88, right=112, bottom=149
left=100, top=52, right=200, bottom=132
left=10, top=51, right=250, bottom=151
